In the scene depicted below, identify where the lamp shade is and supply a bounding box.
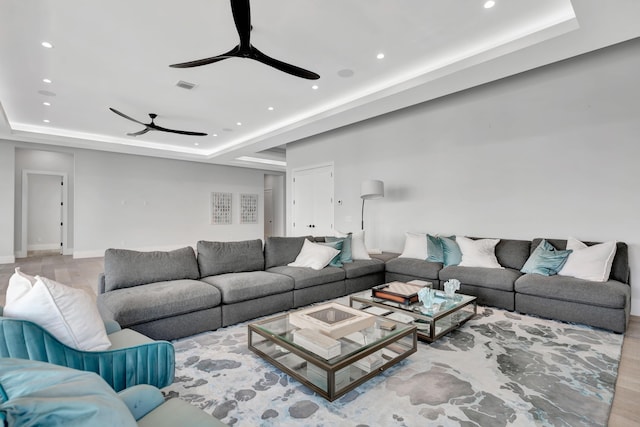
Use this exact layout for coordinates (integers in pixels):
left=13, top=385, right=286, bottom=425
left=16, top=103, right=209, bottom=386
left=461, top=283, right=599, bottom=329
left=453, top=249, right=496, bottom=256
left=360, top=180, right=384, bottom=199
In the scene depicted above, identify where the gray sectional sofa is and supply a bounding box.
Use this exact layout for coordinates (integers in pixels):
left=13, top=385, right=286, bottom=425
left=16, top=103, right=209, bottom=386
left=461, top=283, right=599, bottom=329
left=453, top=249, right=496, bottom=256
left=98, top=236, right=631, bottom=340
left=386, top=237, right=631, bottom=333
left=97, top=236, right=385, bottom=340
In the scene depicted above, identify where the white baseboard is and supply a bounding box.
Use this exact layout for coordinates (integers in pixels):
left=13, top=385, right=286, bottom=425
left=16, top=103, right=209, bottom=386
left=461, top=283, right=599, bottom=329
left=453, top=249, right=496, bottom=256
left=0, top=255, right=16, bottom=264
left=62, top=248, right=73, bottom=256
left=27, top=243, right=61, bottom=251
left=14, top=250, right=27, bottom=259
left=73, top=250, right=104, bottom=259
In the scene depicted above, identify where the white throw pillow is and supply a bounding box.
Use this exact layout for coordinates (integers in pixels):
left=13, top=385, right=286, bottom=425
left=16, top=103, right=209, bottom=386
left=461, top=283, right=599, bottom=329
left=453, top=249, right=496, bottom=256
left=6, top=268, right=37, bottom=306
left=288, top=239, right=341, bottom=270
left=3, top=276, right=111, bottom=351
left=558, top=237, right=617, bottom=282
left=335, top=230, right=370, bottom=260
left=399, top=232, right=428, bottom=259
left=457, top=236, right=503, bottom=269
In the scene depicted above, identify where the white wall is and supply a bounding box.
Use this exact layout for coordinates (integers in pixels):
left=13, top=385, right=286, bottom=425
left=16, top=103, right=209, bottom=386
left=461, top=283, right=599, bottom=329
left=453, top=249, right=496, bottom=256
left=287, top=39, right=640, bottom=315
left=73, top=149, right=266, bottom=257
left=0, top=143, right=15, bottom=263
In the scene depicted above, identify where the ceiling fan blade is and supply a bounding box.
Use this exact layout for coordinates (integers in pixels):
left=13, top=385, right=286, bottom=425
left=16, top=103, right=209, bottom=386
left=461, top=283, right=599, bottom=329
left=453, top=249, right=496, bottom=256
left=230, top=0, right=252, bottom=48
left=169, top=46, right=240, bottom=68
left=126, top=128, right=151, bottom=137
left=251, top=47, right=320, bottom=80
left=109, top=107, right=145, bottom=125
left=154, top=125, right=207, bottom=136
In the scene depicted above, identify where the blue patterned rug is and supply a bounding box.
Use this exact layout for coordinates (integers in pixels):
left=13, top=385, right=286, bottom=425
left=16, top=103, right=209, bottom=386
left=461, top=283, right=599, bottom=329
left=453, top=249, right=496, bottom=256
left=163, top=298, right=623, bottom=426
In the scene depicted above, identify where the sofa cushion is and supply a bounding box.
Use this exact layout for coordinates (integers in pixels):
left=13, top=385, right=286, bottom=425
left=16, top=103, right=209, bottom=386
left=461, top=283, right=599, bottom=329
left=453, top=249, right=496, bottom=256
left=200, top=271, right=294, bottom=304
left=341, top=259, right=385, bottom=279
left=385, top=257, right=442, bottom=280
left=0, top=358, right=137, bottom=427
left=264, top=236, right=311, bottom=269
left=104, top=247, right=200, bottom=292
left=491, top=238, right=531, bottom=270
left=439, top=266, right=522, bottom=292
left=515, top=274, right=629, bottom=309
left=267, top=266, right=345, bottom=290
left=98, top=279, right=221, bottom=326
left=197, top=239, right=264, bottom=277
left=326, top=235, right=353, bottom=263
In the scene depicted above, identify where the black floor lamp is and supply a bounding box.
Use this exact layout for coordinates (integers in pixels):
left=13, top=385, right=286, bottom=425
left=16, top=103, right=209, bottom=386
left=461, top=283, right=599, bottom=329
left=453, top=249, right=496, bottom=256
left=360, top=180, right=384, bottom=230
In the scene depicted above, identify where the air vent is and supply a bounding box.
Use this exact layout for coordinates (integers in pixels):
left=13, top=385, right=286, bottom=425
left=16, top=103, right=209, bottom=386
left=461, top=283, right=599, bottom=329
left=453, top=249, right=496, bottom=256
left=175, top=80, right=197, bottom=90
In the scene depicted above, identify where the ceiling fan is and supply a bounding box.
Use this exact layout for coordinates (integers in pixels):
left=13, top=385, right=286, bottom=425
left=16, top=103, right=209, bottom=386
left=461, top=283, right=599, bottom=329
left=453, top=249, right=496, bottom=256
left=109, top=108, right=207, bottom=137
left=169, top=0, right=320, bottom=80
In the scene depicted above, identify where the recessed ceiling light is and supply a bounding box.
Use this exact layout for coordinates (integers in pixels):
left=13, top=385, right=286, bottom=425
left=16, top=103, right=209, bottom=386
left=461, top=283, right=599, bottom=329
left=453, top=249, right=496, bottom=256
left=484, top=1, right=495, bottom=9
left=376, top=53, right=385, bottom=59
left=43, top=102, right=51, bottom=106
left=236, top=122, right=242, bottom=126
left=42, top=78, right=52, bottom=83
left=312, top=85, right=319, bottom=90
left=213, top=133, right=218, bottom=137
left=41, top=41, right=53, bottom=48
left=43, top=119, right=50, bottom=123
left=267, top=106, right=274, bottom=111
left=194, top=142, right=199, bottom=146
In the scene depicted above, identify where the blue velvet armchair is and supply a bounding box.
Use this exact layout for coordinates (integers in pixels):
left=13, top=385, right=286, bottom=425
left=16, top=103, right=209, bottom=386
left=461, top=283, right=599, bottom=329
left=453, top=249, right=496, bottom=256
left=0, top=307, right=174, bottom=392
left=0, top=358, right=225, bottom=427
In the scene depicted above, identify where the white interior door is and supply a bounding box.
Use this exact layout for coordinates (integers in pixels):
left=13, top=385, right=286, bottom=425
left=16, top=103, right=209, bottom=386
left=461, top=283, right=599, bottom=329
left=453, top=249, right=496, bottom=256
left=292, top=165, right=334, bottom=236
left=264, top=188, right=274, bottom=239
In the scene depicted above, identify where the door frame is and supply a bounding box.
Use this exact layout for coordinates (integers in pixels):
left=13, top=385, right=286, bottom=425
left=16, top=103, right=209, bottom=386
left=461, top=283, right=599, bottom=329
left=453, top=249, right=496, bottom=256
left=290, top=162, right=334, bottom=236
left=20, top=170, right=69, bottom=258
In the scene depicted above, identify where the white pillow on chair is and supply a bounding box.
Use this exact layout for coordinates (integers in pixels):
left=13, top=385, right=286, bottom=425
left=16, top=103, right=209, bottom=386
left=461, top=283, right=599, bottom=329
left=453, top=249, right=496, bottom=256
left=5, top=268, right=37, bottom=306
left=4, top=276, right=111, bottom=351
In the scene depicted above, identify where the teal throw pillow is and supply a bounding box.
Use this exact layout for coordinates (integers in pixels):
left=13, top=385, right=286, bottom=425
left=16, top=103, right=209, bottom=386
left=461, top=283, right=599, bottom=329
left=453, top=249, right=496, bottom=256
left=319, top=240, right=344, bottom=268
left=521, top=239, right=573, bottom=276
left=326, top=235, right=353, bottom=264
left=440, top=236, right=462, bottom=266
left=426, top=234, right=444, bottom=263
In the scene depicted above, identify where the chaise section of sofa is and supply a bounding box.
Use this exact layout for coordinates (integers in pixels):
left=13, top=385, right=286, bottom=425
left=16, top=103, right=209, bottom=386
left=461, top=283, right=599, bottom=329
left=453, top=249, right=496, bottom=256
left=197, top=239, right=294, bottom=327
left=514, top=239, right=631, bottom=333
left=97, top=247, right=222, bottom=341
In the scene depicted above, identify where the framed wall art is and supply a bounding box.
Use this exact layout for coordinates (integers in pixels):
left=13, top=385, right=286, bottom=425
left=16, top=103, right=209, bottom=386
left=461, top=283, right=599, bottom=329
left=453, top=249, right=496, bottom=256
left=211, top=192, right=232, bottom=225
left=240, top=193, right=259, bottom=224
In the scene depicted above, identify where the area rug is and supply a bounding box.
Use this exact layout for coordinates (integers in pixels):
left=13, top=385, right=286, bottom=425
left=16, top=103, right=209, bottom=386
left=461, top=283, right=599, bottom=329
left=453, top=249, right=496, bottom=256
left=163, top=299, right=623, bottom=426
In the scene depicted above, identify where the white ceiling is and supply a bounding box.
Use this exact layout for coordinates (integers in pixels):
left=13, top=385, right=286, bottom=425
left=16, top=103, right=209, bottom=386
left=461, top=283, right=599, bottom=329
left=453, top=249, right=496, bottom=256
left=1, top=1, right=639, bottom=171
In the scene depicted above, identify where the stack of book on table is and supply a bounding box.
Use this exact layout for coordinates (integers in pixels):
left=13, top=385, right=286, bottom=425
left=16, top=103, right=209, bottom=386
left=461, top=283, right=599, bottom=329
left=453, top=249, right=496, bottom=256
left=292, top=328, right=341, bottom=359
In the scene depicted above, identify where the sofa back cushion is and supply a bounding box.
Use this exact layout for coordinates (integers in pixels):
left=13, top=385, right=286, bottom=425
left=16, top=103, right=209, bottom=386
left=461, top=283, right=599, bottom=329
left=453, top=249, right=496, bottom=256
left=532, top=238, right=629, bottom=284
left=264, top=236, right=310, bottom=269
left=104, top=247, right=200, bottom=292
left=197, top=239, right=264, bottom=277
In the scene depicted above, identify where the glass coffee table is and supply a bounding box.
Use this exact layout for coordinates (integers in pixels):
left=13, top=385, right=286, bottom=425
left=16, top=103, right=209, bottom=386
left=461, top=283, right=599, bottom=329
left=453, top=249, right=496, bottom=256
left=349, top=288, right=477, bottom=343
left=248, top=302, right=417, bottom=401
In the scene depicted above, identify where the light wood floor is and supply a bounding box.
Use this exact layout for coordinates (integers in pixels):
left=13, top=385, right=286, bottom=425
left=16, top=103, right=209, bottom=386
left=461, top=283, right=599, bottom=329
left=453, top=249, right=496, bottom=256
left=1, top=254, right=638, bottom=425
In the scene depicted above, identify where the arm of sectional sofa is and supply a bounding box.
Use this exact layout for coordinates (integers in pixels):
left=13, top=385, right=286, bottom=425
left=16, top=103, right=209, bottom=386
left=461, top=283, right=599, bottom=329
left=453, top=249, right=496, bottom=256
left=98, top=272, right=106, bottom=294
